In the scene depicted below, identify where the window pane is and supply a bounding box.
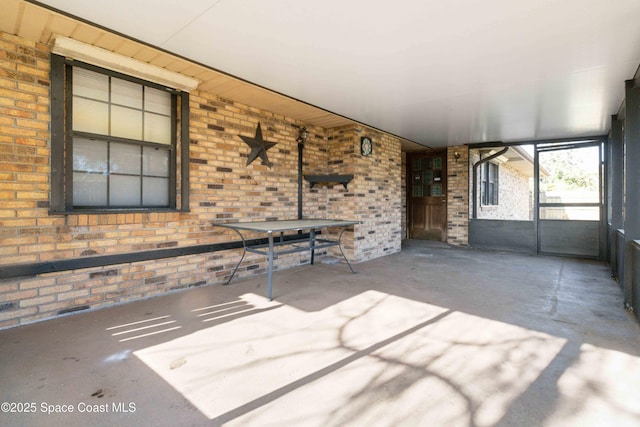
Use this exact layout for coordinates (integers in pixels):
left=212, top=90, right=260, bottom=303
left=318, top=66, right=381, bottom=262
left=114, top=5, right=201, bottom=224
left=110, top=175, right=141, bottom=206
left=540, top=206, right=600, bottom=221
left=73, top=97, right=109, bottom=134
left=482, top=179, right=488, bottom=204
left=471, top=145, right=534, bottom=220
left=111, top=77, right=142, bottom=108
left=73, top=172, right=107, bottom=206
left=539, top=146, right=600, bottom=204
left=110, top=143, right=141, bottom=175
left=143, top=147, right=169, bottom=177
left=144, top=112, right=172, bottom=144
left=68, top=64, right=179, bottom=211
left=73, top=138, right=107, bottom=172
left=73, top=68, right=108, bottom=101
left=489, top=164, right=496, bottom=181
left=143, top=177, right=169, bottom=206
left=111, top=105, right=142, bottom=140
left=145, top=87, right=172, bottom=115
left=433, top=157, right=442, bottom=170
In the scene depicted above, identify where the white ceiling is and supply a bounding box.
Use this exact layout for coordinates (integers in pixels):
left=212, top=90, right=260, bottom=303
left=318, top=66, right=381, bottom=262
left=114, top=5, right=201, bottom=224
left=36, top=0, right=640, bottom=147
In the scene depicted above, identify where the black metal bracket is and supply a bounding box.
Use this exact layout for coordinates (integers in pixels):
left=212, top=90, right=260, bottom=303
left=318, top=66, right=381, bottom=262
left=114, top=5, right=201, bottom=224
left=304, top=174, right=354, bottom=189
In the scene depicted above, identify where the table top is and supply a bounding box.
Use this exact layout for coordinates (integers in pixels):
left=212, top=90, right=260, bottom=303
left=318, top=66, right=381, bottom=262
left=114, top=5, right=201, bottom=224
left=216, top=219, right=359, bottom=233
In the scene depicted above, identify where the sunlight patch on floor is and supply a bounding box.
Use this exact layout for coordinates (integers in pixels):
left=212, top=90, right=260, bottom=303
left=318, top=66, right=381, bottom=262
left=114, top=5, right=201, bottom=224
left=133, top=291, right=573, bottom=426
left=549, top=343, right=640, bottom=427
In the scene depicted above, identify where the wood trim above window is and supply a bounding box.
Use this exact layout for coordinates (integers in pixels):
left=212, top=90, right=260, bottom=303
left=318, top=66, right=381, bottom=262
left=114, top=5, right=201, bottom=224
left=51, top=36, right=200, bottom=92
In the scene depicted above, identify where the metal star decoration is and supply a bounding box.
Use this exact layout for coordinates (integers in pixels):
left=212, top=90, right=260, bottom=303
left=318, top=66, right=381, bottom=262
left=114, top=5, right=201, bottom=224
left=238, top=122, right=277, bottom=168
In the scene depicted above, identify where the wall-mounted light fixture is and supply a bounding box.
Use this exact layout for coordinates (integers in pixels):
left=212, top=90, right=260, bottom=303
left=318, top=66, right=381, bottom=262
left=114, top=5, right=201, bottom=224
left=454, top=151, right=461, bottom=163
left=296, top=127, right=309, bottom=146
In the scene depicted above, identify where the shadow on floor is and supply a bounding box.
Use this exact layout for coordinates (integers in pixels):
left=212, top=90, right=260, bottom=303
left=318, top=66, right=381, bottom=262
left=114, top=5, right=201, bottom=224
left=1, top=243, right=638, bottom=427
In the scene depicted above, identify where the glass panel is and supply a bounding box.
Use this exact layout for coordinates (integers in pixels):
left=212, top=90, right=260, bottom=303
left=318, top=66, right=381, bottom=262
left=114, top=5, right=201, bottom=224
left=143, top=177, right=169, bottom=206
left=433, top=157, right=442, bottom=170
left=110, top=143, right=141, bottom=175
left=423, top=158, right=432, bottom=169
left=470, top=145, right=535, bottom=220
left=412, top=159, right=421, bottom=170
left=432, top=184, right=442, bottom=196
left=413, top=185, right=422, bottom=197
left=73, top=97, right=109, bottom=134
left=111, top=105, right=142, bottom=140
left=73, top=68, right=108, bottom=101
left=539, top=146, right=600, bottom=204
left=423, top=170, right=432, bottom=182
left=73, top=172, right=107, bottom=206
left=109, top=175, right=141, bottom=206
left=540, top=206, right=600, bottom=221
left=145, top=87, right=172, bottom=115
left=111, top=77, right=142, bottom=108
left=73, top=138, right=107, bottom=172
left=143, top=147, right=169, bottom=177
left=144, top=112, right=172, bottom=144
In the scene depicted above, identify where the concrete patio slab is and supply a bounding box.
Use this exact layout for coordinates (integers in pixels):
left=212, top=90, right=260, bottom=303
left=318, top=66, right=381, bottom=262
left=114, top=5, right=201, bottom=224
left=1, top=241, right=639, bottom=426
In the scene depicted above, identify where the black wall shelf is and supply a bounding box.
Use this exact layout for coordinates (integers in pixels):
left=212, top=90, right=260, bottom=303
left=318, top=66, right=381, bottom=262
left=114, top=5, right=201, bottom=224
left=304, top=174, right=354, bottom=189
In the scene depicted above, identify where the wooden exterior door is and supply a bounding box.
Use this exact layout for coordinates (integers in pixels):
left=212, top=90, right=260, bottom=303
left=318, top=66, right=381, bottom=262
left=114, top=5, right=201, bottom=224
left=408, top=151, right=448, bottom=241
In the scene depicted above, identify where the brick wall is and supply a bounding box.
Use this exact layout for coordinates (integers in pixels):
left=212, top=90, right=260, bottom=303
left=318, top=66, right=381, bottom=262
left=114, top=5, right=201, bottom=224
left=0, top=30, right=402, bottom=329
left=0, top=33, right=52, bottom=265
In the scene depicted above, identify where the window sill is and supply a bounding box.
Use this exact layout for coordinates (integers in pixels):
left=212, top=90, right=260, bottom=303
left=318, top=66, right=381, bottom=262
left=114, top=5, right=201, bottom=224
left=49, top=208, right=188, bottom=215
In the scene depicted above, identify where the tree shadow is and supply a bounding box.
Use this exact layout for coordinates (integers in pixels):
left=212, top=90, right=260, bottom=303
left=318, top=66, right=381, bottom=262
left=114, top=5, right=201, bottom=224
left=2, top=242, right=638, bottom=426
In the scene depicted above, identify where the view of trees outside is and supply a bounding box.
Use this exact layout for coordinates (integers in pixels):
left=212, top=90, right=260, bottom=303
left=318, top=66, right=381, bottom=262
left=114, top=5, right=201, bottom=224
left=539, top=145, right=600, bottom=220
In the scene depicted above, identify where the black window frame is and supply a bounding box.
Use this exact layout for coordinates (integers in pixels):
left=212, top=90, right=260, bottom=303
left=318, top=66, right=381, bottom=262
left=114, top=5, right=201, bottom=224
left=481, top=162, right=499, bottom=206
left=50, top=54, right=190, bottom=214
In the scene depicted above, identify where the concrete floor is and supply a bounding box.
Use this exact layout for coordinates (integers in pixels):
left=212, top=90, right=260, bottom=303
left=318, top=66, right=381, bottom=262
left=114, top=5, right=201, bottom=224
left=1, top=241, right=639, bottom=427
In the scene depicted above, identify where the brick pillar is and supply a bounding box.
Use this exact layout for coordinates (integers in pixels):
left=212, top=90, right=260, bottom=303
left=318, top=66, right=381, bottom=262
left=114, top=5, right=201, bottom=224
left=447, top=146, right=469, bottom=246
left=326, top=126, right=401, bottom=262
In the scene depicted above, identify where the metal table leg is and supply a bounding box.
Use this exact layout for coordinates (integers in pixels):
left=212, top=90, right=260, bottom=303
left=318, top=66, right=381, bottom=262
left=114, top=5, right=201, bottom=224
left=267, top=231, right=274, bottom=301
left=309, top=229, right=316, bottom=265
left=338, top=227, right=356, bottom=274
left=223, top=227, right=247, bottom=285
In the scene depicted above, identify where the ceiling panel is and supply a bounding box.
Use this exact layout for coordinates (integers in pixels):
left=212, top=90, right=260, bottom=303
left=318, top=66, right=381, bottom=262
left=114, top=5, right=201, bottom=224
left=46, top=15, right=80, bottom=40
left=114, top=39, right=142, bottom=58
left=94, top=32, right=125, bottom=52
left=69, top=24, right=101, bottom=44
left=18, top=3, right=49, bottom=40
left=0, top=0, right=21, bottom=35
left=13, top=0, right=640, bottom=149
